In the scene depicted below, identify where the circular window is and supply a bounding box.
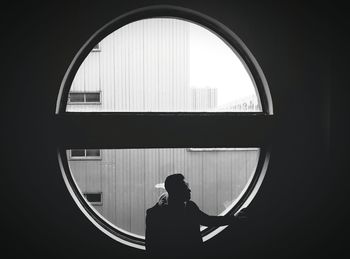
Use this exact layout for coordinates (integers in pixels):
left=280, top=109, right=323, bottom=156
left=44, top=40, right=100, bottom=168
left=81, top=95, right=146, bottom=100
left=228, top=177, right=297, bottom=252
left=56, top=6, right=273, bottom=250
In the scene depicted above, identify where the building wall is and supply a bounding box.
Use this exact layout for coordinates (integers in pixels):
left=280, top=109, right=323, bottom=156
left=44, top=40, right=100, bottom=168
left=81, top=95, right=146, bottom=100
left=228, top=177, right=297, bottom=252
left=67, top=18, right=190, bottom=112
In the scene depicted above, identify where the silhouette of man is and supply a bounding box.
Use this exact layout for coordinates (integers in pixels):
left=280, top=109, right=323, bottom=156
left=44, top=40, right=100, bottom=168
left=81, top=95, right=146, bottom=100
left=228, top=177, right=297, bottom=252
left=145, top=173, right=245, bottom=258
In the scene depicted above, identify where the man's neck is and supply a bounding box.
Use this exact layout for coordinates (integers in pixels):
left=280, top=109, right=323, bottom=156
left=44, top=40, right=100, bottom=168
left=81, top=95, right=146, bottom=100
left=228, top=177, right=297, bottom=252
left=168, top=197, right=186, bottom=207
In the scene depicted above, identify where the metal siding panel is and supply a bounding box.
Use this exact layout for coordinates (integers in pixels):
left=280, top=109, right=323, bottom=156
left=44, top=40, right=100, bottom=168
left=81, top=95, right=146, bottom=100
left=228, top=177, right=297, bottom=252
left=100, top=34, right=115, bottom=111
left=84, top=54, right=100, bottom=92
left=173, top=20, right=179, bottom=110
left=71, top=63, right=85, bottom=92
left=114, top=149, right=123, bottom=229
left=115, top=149, right=131, bottom=232
left=202, top=152, right=217, bottom=215
left=184, top=21, right=190, bottom=110
left=217, top=151, right=233, bottom=214
left=115, top=26, right=128, bottom=111
left=139, top=22, right=145, bottom=111
left=158, top=20, right=165, bottom=111
left=125, top=27, right=130, bottom=111
left=231, top=151, right=247, bottom=200
left=113, top=27, right=123, bottom=111
left=143, top=20, right=157, bottom=111
left=130, top=21, right=144, bottom=111
left=67, top=64, right=85, bottom=112
left=128, top=24, right=135, bottom=111
left=159, top=148, right=173, bottom=182
left=85, top=161, right=101, bottom=193
left=165, top=20, right=172, bottom=111
left=101, top=149, right=116, bottom=225
left=145, top=149, right=161, bottom=210
left=173, top=148, right=185, bottom=174
left=185, top=150, right=203, bottom=210
left=169, top=19, right=175, bottom=110
left=246, top=149, right=259, bottom=182
left=130, top=149, right=145, bottom=235
left=68, top=158, right=87, bottom=192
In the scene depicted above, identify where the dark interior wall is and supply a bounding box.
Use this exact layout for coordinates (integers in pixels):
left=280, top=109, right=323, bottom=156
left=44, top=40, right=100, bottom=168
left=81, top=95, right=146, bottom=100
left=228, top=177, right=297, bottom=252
left=2, top=0, right=340, bottom=258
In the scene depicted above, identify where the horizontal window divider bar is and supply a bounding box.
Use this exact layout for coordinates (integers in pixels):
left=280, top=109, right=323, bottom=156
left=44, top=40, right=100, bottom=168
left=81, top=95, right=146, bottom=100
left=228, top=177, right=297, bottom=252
left=59, top=143, right=265, bottom=149
left=58, top=112, right=269, bottom=116
left=54, top=114, right=274, bottom=148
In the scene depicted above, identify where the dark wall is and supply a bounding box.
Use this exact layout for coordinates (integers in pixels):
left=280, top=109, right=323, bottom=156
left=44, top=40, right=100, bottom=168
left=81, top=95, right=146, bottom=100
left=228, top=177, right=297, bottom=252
left=3, top=1, right=340, bottom=258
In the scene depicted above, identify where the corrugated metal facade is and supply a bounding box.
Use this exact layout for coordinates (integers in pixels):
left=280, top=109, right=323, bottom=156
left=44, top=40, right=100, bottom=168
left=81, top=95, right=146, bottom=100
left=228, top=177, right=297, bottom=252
left=66, top=18, right=260, bottom=236
left=67, top=19, right=190, bottom=112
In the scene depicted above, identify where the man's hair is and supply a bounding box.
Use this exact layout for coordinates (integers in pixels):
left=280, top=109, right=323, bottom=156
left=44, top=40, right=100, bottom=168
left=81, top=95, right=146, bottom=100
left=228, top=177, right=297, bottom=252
left=164, top=173, right=185, bottom=195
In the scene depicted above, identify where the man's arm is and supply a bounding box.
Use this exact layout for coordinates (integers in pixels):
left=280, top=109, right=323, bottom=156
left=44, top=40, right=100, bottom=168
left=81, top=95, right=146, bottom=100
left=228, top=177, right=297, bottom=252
left=198, top=209, right=235, bottom=226
left=189, top=201, right=247, bottom=227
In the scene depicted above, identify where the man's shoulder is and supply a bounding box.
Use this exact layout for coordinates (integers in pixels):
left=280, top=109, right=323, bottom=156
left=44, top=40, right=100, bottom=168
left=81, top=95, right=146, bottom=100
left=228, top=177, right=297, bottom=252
left=186, top=200, right=200, bottom=210
left=146, top=204, right=159, bottom=214
left=146, top=203, right=166, bottom=216
left=146, top=203, right=168, bottom=224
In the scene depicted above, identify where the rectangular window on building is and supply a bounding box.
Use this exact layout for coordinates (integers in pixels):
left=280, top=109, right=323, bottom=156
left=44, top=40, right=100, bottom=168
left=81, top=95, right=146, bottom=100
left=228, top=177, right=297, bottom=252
left=85, top=93, right=100, bottom=103
left=70, top=149, right=102, bottom=160
left=71, top=149, right=86, bottom=157
left=69, top=93, right=85, bottom=103
left=86, top=149, right=101, bottom=157
left=68, top=92, right=101, bottom=104
left=84, top=193, right=102, bottom=205
left=91, top=43, right=101, bottom=52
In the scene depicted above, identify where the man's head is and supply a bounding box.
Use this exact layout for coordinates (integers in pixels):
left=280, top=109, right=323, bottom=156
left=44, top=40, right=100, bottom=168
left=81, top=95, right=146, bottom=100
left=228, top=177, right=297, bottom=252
left=164, top=173, right=191, bottom=202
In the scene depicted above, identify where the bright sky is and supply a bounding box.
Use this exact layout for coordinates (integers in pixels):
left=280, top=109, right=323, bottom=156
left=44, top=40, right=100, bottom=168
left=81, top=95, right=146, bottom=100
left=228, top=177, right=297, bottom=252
left=189, top=22, right=257, bottom=107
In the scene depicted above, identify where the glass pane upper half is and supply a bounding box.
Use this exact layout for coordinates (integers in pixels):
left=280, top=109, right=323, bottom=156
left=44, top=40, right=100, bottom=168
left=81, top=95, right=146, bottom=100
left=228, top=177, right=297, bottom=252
left=67, top=147, right=260, bottom=237
left=66, top=18, right=262, bottom=112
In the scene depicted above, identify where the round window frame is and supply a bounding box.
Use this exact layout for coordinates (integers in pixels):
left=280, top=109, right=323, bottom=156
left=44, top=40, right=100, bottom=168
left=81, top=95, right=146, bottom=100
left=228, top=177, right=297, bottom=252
left=56, top=5, right=273, bottom=250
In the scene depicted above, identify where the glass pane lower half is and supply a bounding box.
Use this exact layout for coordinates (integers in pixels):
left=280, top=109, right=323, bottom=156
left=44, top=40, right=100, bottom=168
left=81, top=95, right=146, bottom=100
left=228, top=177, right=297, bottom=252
left=67, top=148, right=260, bottom=237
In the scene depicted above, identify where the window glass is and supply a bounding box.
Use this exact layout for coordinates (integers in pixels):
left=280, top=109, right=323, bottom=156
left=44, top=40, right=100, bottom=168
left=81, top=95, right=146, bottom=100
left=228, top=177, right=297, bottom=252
left=84, top=193, right=102, bottom=204
left=68, top=148, right=259, bottom=237
left=93, top=44, right=100, bottom=51
left=69, top=93, right=85, bottom=103
left=71, top=149, right=85, bottom=157
left=71, top=149, right=101, bottom=158
left=85, top=93, right=100, bottom=103
left=66, top=18, right=261, bottom=112
left=86, top=149, right=101, bottom=157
